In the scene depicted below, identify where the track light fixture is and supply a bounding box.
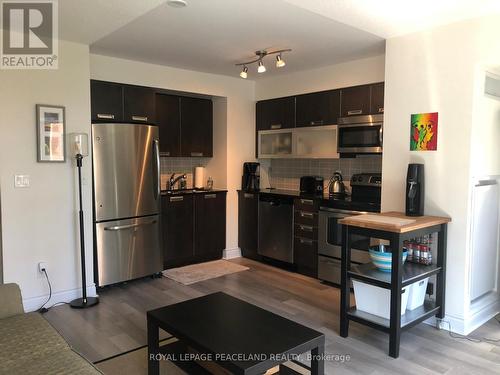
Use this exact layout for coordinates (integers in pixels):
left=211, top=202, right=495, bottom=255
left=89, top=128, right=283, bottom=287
left=240, top=66, right=248, bottom=79
left=257, top=60, right=266, bottom=73
left=276, top=54, right=285, bottom=68
left=235, top=48, right=291, bottom=78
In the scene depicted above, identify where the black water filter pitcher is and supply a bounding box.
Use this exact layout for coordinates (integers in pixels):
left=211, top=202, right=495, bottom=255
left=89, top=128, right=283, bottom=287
left=406, top=164, right=424, bottom=216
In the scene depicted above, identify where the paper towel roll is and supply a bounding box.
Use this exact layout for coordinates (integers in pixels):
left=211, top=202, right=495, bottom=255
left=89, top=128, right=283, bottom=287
left=194, top=167, right=205, bottom=189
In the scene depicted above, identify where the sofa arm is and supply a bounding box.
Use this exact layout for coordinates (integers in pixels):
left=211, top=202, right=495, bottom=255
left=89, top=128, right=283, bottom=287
left=0, top=283, right=24, bottom=319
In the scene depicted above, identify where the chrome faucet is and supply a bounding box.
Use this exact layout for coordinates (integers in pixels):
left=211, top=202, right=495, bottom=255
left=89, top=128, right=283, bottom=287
left=168, top=173, right=187, bottom=190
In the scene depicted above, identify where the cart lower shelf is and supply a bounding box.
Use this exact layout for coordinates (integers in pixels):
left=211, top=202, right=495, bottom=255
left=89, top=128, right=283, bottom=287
left=348, top=300, right=440, bottom=332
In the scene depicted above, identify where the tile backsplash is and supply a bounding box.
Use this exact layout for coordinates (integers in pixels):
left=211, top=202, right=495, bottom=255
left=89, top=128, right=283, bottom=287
left=160, top=157, right=209, bottom=190
left=268, top=156, right=382, bottom=191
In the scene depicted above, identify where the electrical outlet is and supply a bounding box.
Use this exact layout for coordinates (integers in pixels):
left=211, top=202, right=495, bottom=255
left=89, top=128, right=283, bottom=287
left=38, top=262, right=47, bottom=274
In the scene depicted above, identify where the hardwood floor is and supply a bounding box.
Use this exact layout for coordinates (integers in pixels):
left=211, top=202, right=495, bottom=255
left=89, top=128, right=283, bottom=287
left=45, top=258, right=500, bottom=374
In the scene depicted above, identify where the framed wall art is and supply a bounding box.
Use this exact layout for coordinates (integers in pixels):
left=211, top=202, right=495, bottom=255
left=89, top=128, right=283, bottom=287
left=36, top=104, right=66, bottom=162
left=410, top=112, right=438, bottom=151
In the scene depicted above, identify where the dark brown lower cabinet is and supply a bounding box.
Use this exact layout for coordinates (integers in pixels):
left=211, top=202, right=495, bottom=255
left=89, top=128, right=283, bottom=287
left=294, top=237, right=318, bottom=278
left=161, top=191, right=226, bottom=269
left=238, top=191, right=259, bottom=260
left=161, top=195, right=194, bottom=269
left=194, top=192, right=226, bottom=259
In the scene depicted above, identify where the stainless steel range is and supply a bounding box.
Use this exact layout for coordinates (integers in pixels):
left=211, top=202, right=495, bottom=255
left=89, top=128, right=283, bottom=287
left=318, top=173, right=381, bottom=285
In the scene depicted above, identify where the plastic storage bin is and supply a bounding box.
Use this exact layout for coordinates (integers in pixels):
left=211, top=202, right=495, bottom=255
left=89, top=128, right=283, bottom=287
left=353, top=280, right=409, bottom=319
left=406, top=278, right=429, bottom=310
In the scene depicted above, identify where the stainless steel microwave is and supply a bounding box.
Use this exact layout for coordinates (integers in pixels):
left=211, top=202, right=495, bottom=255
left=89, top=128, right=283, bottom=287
left=337, top=114, right=383, bottom=154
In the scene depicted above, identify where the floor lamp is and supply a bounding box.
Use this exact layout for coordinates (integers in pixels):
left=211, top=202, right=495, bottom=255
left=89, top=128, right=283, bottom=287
left=69, top=133, right=99, bottom=309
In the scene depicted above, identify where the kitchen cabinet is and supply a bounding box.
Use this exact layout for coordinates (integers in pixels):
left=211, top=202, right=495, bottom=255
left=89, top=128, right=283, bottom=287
left=340, top=85, right=371, bottom=117
left=161, top=194, right=194, bottom=268
left=156, top=94, right=181, bottom=156
left=293, top=198, right=319, bottom=278
left=256, top=97, right=295, bottom=130
left=91, top=80, right=124, bottom=122
left=370, top=82, right=385, bottom=114
left=123, top=85, right=156, bottom=124
left=238, top=191, right=260, bottom=260
left=194, top=192, right=226, bottom=258
left=181, top=97, right=213, bottom=157
left=296, top=90, right=340, bottom=127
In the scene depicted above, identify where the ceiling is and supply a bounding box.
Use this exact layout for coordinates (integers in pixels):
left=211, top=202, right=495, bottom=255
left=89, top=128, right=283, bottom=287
left=56, top=0, right=500, bottom=80
left=88, top=0, right=385, bottom=79
left=283, top=0, right=500, bottom=39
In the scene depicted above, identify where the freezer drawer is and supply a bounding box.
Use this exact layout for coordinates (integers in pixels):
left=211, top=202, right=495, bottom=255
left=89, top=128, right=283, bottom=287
left=95, top=215, right=162, bottom=286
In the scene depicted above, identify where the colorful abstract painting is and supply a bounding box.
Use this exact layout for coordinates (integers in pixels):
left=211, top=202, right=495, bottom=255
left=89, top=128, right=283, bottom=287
left=410, top=112, right=438, bottom=151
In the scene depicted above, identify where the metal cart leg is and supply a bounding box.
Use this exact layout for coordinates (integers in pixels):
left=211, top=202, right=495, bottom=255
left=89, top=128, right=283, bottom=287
left=340, top=224, right=351, bottom=337
left=436, top=224, right=447, bottom=319
left=389, top=233, right=403, bottom=358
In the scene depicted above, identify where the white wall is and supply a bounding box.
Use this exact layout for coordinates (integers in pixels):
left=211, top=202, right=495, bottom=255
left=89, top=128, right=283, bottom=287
left=383, top=15, right=500, bottom=334
left=90, top=54, right=255, bottom=254
left=255, top=54, right=385, bottom=100
left=0, top=40, right=95, bottom=310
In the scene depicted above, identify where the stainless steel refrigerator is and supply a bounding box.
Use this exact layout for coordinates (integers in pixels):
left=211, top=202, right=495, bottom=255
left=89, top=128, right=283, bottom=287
left=92, top=123, right=162, bottom=287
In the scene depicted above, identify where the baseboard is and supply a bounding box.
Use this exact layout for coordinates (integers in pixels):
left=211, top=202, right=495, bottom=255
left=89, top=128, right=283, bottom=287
left=223, top=247, right=241, bottom=260
left=23, top=284, right=98, bottom=312
left=424, top=300, right=500, bottom=335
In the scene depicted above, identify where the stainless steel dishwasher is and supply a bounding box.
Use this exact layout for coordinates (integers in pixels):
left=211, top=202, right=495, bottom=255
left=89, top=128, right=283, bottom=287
left=258, top=194, right=294, bottom=263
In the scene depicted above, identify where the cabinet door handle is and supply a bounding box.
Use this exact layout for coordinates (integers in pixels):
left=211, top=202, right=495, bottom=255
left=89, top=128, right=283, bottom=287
left=300, top=211, right=314, bottom=218
left=191, top=152, right=204, bottom=157
left=162, top=151, right=171, bottom=157
left=204, top=194, right=217, bottom=199
left=270, top=124, right=282, bottom=129
left=97, top=113, right=114, bottom=119
left=299, top=225, right=313, bottom=232
left=299, top=238, right=314, bottom=245
left=132, top=115, right=148, bottom=122
left=300, top=199, right=314, bottom=205
left=169, top=196, right=184, bottom=202
left=378, top=107, right=384, bottom=113
left=347, top=110, right=363, bottom=115
left=309, top=120, right=323, bottom=126
left=244, top=193, right=254, bottom=199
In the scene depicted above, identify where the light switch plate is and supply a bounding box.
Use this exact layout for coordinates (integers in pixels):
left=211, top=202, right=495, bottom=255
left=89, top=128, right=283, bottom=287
left=14, top=174, right=30, bottom=188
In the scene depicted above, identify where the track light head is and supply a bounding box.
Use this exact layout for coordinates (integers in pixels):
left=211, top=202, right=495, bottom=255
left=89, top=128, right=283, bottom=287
left=276, top=54, right=286, bottom=68
left=257, top=60, right=266, bottom=73
left=240, top=66, right=248, bottom=79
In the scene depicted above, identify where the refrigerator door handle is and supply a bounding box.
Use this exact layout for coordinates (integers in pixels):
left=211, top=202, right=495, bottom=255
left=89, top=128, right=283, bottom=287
left=153, top=139, right=161, bottom=199
left=104, top=219, right=158, bottom=231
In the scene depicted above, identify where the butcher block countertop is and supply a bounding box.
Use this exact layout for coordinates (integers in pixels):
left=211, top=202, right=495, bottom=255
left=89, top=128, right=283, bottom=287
left=338, top=211, right=451, bottom=233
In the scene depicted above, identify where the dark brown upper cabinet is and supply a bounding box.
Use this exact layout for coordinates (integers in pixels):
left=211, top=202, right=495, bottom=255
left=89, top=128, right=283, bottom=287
left=123, top=85, right=156, bottom=124
left=180, top=97, right=213, bottom=157
left=296, top=90, right=340, bottom=127
left=256, top=97, right=295, bottom=130
left=155, top=94, right=181, bottom=157
left=340, top=85, right=371, bottom=117
left=370, top=82, right=385, bottom=114
left=91, top=80, right=123, bottom=122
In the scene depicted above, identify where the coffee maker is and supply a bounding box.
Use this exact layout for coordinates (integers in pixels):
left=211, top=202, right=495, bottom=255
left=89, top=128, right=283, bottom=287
left=242, top=162, right=260, bottom=192
left=406, top=164, right=424, bottom=216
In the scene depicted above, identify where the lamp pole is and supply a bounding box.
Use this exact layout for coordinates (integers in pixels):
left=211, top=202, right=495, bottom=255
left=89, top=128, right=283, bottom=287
left=70, top=152, right=99, bottom=308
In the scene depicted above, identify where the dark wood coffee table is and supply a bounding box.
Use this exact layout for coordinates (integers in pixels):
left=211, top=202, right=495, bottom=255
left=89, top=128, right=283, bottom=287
left=147, top=292, right=325, bottom=374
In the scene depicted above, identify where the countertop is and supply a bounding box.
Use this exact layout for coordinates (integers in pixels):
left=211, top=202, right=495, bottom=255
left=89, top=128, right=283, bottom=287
left=161, top=188, right=228, bottom=196
left=339, top=211, right=451, bottom=233
left=240, top=188, right=381, bottom=213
